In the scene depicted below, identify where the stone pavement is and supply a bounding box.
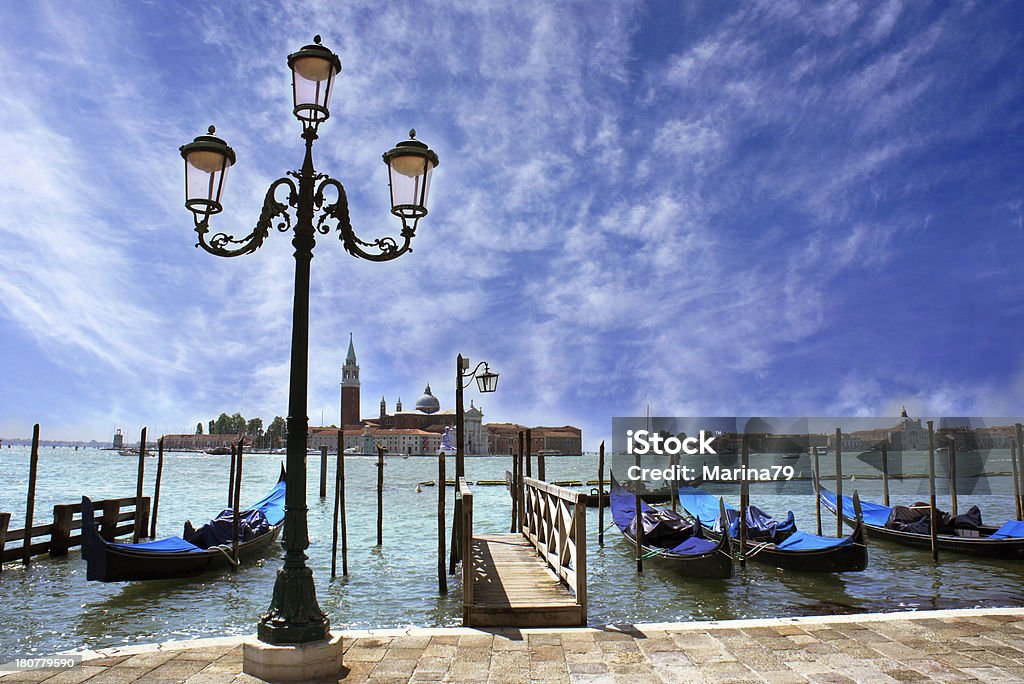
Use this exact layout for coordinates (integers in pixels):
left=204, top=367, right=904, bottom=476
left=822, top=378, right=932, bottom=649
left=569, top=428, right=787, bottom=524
left=4, top=607, right=1024, bottom=683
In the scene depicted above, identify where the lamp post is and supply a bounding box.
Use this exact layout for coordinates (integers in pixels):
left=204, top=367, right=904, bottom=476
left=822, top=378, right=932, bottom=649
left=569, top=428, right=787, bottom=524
left=449, top=354, right=498, bottom=571
left=179, top=36, right=439, bottom=646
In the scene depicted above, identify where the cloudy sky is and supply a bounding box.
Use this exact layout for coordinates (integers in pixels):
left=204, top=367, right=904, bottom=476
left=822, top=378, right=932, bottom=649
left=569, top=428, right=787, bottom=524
left=1, top=1, right=1022, bottom=447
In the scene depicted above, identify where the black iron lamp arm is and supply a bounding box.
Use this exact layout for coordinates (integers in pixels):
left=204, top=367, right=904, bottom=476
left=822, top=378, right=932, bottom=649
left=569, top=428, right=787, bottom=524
left=460, top=361, right=491, bottom=389
left=315, top=177, right=414, bottom=262
left=194, top=177, right=298, bottom=258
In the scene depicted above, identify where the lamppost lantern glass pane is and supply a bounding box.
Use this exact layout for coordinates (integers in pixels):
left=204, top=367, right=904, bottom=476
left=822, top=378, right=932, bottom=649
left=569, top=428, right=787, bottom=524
left=383, top=130, right=439, bottom=220
left=288, top=36, right=341, bottom=125
left=476, top=370, right=499, bottom=393
left=179, top=126, right=236, bottom=219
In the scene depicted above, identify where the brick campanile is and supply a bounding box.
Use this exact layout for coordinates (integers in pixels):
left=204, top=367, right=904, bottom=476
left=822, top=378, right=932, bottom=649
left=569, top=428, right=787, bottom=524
left=341, top=333, right=360, bottom=427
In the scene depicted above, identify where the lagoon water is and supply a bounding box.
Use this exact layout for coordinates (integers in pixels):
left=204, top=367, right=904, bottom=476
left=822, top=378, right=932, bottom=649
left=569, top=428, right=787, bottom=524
left=1, top=446, right=1023, bottom=661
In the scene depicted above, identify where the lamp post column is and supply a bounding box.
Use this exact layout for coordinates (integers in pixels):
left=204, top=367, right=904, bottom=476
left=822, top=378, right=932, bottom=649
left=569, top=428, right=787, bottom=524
left=257, top=128, right=329, bottom=645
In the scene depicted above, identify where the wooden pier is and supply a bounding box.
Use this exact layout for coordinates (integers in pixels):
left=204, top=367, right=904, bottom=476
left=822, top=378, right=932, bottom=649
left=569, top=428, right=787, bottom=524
left=461, top=477, right=586, bottom=627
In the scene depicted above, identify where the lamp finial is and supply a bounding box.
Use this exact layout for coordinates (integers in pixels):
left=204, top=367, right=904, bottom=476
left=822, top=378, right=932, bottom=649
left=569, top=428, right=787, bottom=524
left=208, top=125, right=216, bottom=134
left=409, top=128, right=416, bottom=139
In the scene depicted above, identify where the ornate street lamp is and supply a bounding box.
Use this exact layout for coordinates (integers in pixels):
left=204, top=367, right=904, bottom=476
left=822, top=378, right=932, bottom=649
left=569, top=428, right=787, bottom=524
left=179, top=35, right=438, bottom=647
left=449, top=354, right=498, bottom=572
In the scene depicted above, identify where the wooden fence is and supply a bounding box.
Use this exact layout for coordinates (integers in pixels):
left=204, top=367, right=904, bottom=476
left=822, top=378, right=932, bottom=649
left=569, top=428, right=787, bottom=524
left=521, top=476, right=587, bottom=615
left=1, top=496, right=150, bottom=565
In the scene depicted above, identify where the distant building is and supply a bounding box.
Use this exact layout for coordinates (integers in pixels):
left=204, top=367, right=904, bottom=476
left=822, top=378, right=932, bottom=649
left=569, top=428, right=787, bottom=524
left=162, top=433, right=253, bottom=451
left=487, top=424, right=583, bottom=456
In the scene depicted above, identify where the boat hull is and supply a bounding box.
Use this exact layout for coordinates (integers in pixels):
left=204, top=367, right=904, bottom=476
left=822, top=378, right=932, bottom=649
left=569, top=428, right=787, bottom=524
left=819, top=491, right=1024, bottom=560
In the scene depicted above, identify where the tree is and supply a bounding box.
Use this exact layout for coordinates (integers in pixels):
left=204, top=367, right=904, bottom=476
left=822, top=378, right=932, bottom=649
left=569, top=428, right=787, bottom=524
left=246, top=417, right=264, bottom=438
left=208, top=420, right=215, bottom=435
left=196, top=422, right=203, bottom=435
left=230, top=412, right=246, bottom=435
left=214, top=413, right=232, bottom=435
left=266, top=416, right=287, bottom=448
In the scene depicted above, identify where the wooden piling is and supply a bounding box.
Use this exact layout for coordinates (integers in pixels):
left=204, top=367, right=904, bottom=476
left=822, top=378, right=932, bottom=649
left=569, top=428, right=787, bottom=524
left=231, top=437, right=244, bottom=570
left=521, top=431, right=530, bottom=478
left=881, top=441, right=890, bottom=507
left=133, top=427, right=147, bottom=543
left=228, top=443, right=236, bottom=508
left=948, top=438, right=958, bottom=516
left=834, top=428, right=843, bottom=538
left=50, top=504, right=74, bottom=556
left=538, top=437, right=546, bottom=482
left=669, top=449, right=678, bottom=513
left=438, top=449, right=447, bottom=594
left=739, top=436, right=749, bottom=568
left=813, top=446, right=822, bottom=536
left=331, top=431, right=344, bottom=578
left=23, top=423, right=40, bottom=565
left=634, top=446, right=642, bottom=573
left=509, top=447, right=517, bottom=534
left=150, top=437, right=164, bottom=538
left=320, top=445, right=328, bottom=498
left=517, top=433, right=525, bottom=532
left=0, top=512, right=9, bottom=572
left=1011, top=439, right=1022, bottom=521
left=598, top=441, right=606, bottom=547
left=376, top=443, right=385, bottom=546
left=927, top=420, right=938, bottom=562
left=1016, top=424, right=1024, bottom=521
left=526, top=429, right=533, bottom=480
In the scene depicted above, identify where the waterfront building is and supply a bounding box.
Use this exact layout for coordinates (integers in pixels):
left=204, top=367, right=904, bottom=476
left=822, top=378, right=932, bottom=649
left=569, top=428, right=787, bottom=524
left=161, top=433, right=253, bottom=451
left=487, top=423, right=583, bottom=456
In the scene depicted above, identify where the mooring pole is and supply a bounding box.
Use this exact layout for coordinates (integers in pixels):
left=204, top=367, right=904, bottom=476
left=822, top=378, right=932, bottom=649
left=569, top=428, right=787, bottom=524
left=598, top=440, right=606, bottom=547
left=22, top=423, right=40, bottom=565
left=948, top=438, right=958, bottom=516
left=133, top=427, right=147, bottom=543
left=231, top=437, right=244, bottom=570
left=526, top=429, right=533, bottom=481
left=319, top=445, right=328, bottom=498
left=340, top=432, right=348, bottom=576
left=331, top=431, right=342, bottom=579
left=670, top=449, right=678, bottom=513
left=228, top=442, right=237, bottom=508
left=1011, top=439, right=1022, bottom=521
left=813, top=445, right=822, bottom=536
left=834, top=428, right=843, bottom=538
left=538, top=439, right=546, bottom=482
left=517, top=432, right=525, bottom=532
left=1016, top=424, right=1024, bottom=521
left=376, top=443, right=385, bottom=546
left=928, top=420, right=938, bottom=562
left=634, top=445, right=643, bottom=574
left=150, top=437, right=165, bottom=538
left=881, top=441, right=890, bottom=507
left=438, top=449, right=447, bottom=595
left=739, top=436, right=749, bottom=568
left=522, top=430, right=530, bottom=478
left=509, top=446, right=517, bottom=534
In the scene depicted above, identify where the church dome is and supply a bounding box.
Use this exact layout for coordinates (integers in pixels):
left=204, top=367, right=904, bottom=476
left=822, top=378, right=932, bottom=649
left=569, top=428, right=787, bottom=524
left=415, top=384, right=441, bottom=414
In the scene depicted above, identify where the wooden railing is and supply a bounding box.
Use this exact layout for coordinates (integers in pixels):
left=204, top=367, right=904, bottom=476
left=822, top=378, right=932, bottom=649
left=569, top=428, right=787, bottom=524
left=0, top=497, right=150, bottom=565
left=521, top=477, right=587, bottom=616
left=458, top=477, right=474, bottom=610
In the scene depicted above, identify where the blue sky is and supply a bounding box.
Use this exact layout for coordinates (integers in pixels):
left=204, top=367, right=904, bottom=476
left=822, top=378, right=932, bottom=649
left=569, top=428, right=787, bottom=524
left=1, top=1, right=1023, bottom=447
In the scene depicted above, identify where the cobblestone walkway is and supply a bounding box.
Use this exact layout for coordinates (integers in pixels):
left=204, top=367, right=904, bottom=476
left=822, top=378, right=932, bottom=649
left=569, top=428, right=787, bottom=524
left=4, top=608, right=1024, bottom=683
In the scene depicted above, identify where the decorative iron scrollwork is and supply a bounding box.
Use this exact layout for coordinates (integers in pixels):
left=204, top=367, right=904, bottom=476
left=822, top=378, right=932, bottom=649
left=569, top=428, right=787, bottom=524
left=195, top=177, right=297, bottom=257
left=315, top=177, right=415, bottom=262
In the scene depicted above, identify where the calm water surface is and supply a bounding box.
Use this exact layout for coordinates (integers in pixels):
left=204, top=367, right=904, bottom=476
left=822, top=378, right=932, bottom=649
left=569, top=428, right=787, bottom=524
left=1, top=446, right=1023, bottom=661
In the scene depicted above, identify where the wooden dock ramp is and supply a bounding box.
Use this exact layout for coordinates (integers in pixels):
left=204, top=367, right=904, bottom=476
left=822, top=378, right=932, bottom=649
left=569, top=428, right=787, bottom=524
left=460, top=478, right=586, bottom=627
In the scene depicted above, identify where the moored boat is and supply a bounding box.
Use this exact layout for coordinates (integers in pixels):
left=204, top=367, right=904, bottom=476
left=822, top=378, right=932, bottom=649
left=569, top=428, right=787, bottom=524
left=817, top=480, right=1024, bottom=559
left=678, top=485, right=868, bottom=572
left=610, top=474, right=733, bottom=579
left=81, top=467, right=285, bottom=581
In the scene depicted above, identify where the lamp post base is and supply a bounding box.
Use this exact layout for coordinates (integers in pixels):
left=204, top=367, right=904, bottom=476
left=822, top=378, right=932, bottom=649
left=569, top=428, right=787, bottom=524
left=256, top=563, right=330, bottom=645
left=243, top=633, right=343, bottom=682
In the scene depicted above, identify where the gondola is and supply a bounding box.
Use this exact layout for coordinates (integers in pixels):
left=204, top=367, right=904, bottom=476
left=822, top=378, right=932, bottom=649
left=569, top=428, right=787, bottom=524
left=81, top=467, right=286, bottom=581
left=817, top=479, right=1024, bottom=559
left=677, top=485, right=868, bottom=572
left=609, top=474, right=733, bottom=578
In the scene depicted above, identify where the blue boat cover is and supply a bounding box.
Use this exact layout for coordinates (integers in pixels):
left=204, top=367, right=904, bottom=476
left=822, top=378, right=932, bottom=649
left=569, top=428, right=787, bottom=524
left=610, top=487, right=719, bottom=555
left=679, top=486, right=852, bottom=551
left=819, top=488, right=892, bottom=527
left=118, top=536, right=204, bottom=553
left=991, top=520, right=1024, bottom=539
left=249, top=479, right=286, bottom=525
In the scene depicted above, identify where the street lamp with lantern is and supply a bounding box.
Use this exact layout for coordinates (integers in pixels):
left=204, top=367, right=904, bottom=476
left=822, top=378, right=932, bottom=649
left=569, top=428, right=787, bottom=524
left=179, top=35, right=439, bottom=647
left=449, top=354, right=498, bottom=571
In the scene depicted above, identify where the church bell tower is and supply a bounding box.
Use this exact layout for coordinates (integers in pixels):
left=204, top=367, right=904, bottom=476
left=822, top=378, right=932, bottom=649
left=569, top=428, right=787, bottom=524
left=341, top=333, right=360, bottom=427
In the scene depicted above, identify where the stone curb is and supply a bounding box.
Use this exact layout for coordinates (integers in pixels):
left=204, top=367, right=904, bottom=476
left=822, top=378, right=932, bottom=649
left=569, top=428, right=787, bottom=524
left=3, top=605, right=1023, bottom=673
